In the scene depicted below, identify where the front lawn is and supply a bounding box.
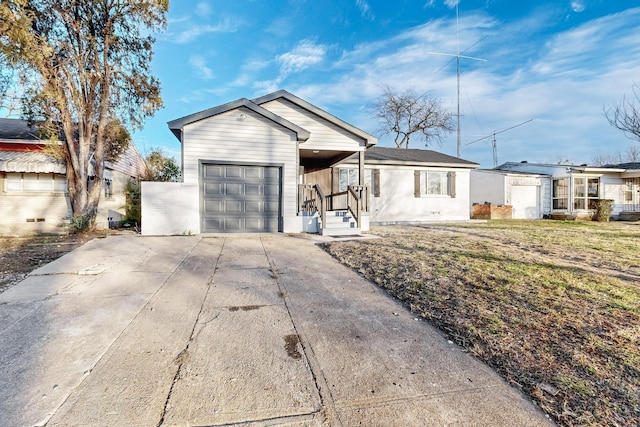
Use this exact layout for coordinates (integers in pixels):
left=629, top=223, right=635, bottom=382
left=321, top=221, right=640, bottom=427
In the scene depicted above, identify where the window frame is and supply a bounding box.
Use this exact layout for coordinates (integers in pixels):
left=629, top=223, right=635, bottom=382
left=552, top=178, right=569, bottom=211
left=419, top=171, right=450, bottom=197
left=573, top=176, right=599, bottom=211
left=3, top=172, right=67, bottom=194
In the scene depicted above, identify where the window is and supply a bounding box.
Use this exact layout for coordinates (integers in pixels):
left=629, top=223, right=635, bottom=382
left=416, top=171, right=450, bottom=196
left=338, top=168, right=359, bottom=192
left=5, top=173, right=23, bottom=192
left=53, top=175, right=67, bottom=193
left=3, top=173, right=67, bottom=193
left=573, top=177, right=599, bottom=210
left=552, top=178, right=568, bottom=210
left=104, top=178, right=113, bottom=198
left=623, top=178, right=640, bottom=211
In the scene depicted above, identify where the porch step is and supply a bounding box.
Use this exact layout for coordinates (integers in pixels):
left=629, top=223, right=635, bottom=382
left=320, top=210, right=360, bottom=236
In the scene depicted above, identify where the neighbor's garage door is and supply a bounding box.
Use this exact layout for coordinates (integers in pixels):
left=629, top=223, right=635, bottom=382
left=511, top=185, right=539, bottom=219
left=201, top=164, right=281, bottom=232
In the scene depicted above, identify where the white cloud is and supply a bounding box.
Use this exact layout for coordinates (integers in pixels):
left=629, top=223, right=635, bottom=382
left=444, top=0, right=459, bottom=9
left=196, top=2, right=213, bottom=17
left=356, top=0, right=375, bottom=20
left=571, top=1, right=586, bottom=13
left=189, top=55, right=213, bottom=79
left=277, top=40, right=328, bottom=75
left=287, top=7, right=640, bottom=166
left=174, top=18, right=238, bottom=44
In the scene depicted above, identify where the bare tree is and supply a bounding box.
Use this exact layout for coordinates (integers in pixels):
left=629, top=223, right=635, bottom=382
left=591, top=153, right=621, bottom=167
left=591, top=143, right=640, bottom=166
left=0, top=0, right=167, bottom=229
left=372, top=85, right=455, bottom=149
left=605, top=83, right=640, bottom=143
left=624, top=144, right=640, bottom=163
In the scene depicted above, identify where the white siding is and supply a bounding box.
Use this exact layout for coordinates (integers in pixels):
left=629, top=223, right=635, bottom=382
left=369, top=166, right=472, bottom=223
left=260, top=99, right=365, bottom=152
left=601, top=174, right=625, bottom=217
left=180, top=108, right=300, bottom=233
left=142, top=182, right=199, bottom=235
left=470, top=170, right=507, bottom=205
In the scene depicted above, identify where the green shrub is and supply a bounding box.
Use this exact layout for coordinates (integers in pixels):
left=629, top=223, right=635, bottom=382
left=68, top=208, right=97, bottom=233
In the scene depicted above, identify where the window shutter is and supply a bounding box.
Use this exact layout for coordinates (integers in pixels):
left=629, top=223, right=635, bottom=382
left=449, top=171, right=456, bottom=198
left=414, top=170, right=421, bottom=198
left=373, top=169, right=380, bottom=197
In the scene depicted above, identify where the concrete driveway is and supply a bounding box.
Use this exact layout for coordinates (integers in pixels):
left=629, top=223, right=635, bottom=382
left=0, top=234, right=552, bottom=426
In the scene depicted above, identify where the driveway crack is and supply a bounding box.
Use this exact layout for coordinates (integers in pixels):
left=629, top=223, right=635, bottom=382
left=260, top=237, right=340, bottom=426
left=156, top=238, right=225, bottom=427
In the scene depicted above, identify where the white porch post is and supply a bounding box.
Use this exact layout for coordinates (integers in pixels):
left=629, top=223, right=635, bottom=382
left=359, top=151, right=365, bottom=185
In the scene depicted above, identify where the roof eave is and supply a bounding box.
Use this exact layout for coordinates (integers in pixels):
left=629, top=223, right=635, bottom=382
left=253, top=90, right=377, bottom=146
left=167, top=98, right=310, bottom=143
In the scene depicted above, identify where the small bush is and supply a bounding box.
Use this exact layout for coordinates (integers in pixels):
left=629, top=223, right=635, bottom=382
left=593, top=199, right=614, bottom=222
left=68, top=208, right=97, bottom=233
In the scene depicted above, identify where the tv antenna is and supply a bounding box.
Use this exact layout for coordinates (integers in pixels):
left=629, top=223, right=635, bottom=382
left=426, top=2, right=486, bottom=159
left=466, top=119, right=533, bottom=167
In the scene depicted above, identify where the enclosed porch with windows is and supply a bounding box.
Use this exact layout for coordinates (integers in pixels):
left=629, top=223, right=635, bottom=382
left=551, top=171, right=623, bottom=220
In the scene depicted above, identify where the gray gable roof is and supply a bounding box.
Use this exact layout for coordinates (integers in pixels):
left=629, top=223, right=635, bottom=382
left=252, top=90, right=378, bottom=147
left=362, top=146, right=479, bottom=167
left=604, top=162, right=640, bottom=170
left=167, top=97, right=310, bottom=142
left=0, top=118, right=42, bottom=141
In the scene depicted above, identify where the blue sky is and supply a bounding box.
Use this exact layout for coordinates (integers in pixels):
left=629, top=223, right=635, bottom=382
left=132, top=0, right=640, bottom=168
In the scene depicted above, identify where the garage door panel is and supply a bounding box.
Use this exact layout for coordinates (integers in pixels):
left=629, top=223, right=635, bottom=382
left=225, top=166, right=243, bottom=178
left=225, top=183, right=243, bottom=196
left=204, top=165, right=224, bottom=178
left=203, top=200, right=224, bottom=213
left=264, top=184, right=279, bottom=196
left=244, top=167, right=262, bottom=179
left=245, top=201, right=261, bottom=212
left=203, top=217, right=225, bottom=231
left=204, top=182, right=223, bottom=196
left=245, top=184, right=261, bottom=196
left=264, top=201, right=279, bottom=213
left=225, top=200, right=243, bottom=213
left=264, top=168, right=279, bottom=179
left=223, top=218, right=243, bottom=230
left=201, top=164, right=280, bottom=233
left=245, top=217, right=264, bottom=230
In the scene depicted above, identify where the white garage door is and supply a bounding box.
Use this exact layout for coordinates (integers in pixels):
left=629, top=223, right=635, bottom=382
left=511, top=185, right=539, bottom=219
left=201, top=164, right=281, bottom=233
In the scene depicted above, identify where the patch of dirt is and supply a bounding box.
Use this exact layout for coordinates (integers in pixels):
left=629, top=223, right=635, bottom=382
left=0, top=231, right=111, bottom=294
left=321, top=222, right=640, bottom=427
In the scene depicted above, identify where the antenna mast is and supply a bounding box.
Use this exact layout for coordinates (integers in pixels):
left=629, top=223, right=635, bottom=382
left=466, top=119, right=533, bottom=167
left=456, top=3, right=461, bottom=157
left=427, top=1, right=486, bottom=158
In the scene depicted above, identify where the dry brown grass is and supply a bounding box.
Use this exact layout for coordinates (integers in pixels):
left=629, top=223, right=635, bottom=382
left=0, top=232, right=109, bottom=293
left=320, top=220, right=640, bottom=427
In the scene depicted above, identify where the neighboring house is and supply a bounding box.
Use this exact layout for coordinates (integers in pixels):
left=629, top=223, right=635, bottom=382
left=338, top=147, right=479, bottom=224
left=470, top=169, right=548, bottom=219
left=470, top=161, right=640, bottom=220
left=142, top=90, right=479, bottom=236
left=0, top=118, right=146, bottom=234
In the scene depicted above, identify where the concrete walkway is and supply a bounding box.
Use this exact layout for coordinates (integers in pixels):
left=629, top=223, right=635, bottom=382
left=0, top=235, right=552, bottom=426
